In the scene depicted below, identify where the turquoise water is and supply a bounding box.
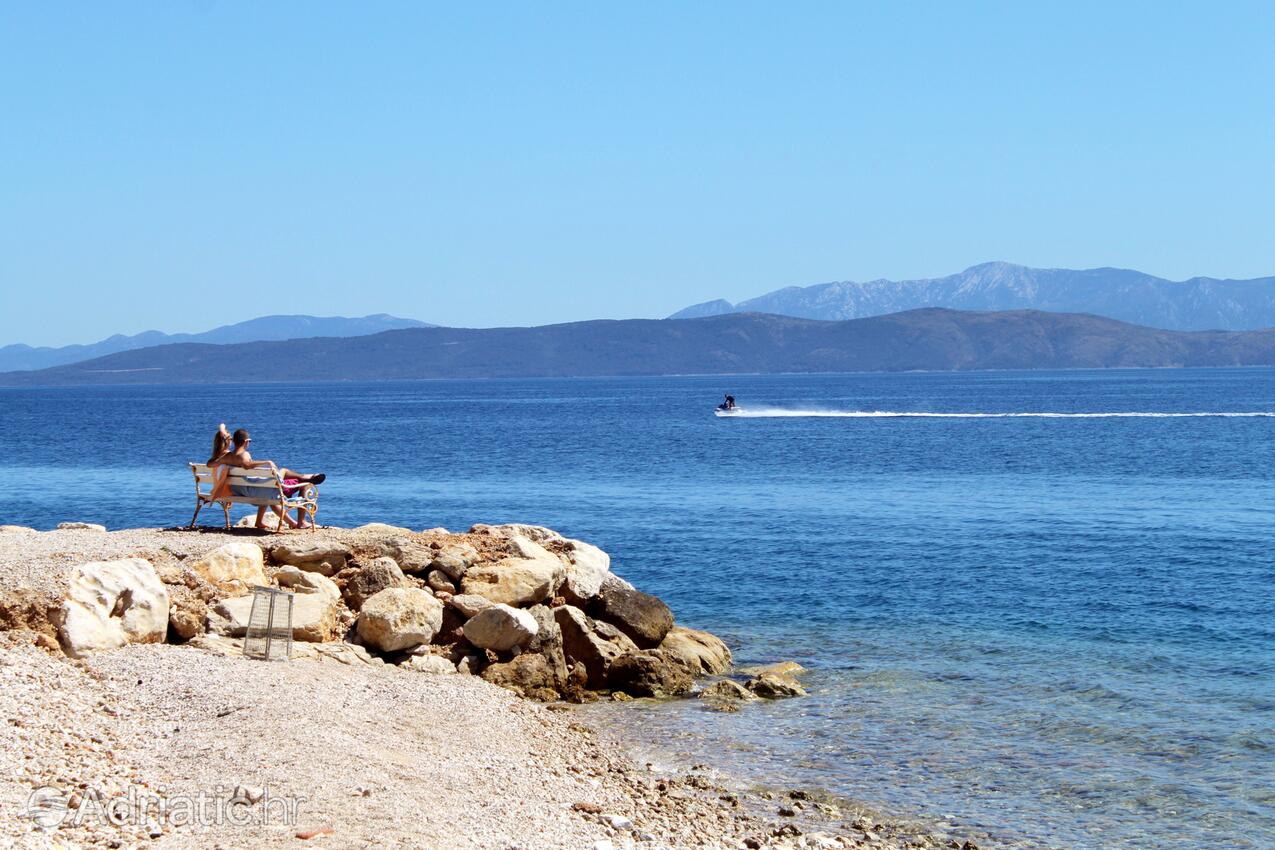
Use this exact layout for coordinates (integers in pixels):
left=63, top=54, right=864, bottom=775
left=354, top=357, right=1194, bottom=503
left=1, top=369, right=1273, bottom=848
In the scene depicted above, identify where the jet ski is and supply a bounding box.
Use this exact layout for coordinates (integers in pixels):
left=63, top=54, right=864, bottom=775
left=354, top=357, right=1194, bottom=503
left=715, top=403, right=741, bottom=416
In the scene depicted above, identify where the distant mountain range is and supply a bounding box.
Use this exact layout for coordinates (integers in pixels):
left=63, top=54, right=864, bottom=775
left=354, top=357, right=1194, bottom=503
left=5, top=309, right=1275, bottom=386
left=670, top=262, right=1275, bottom=331
left=0, top=314, right=431, bottom=372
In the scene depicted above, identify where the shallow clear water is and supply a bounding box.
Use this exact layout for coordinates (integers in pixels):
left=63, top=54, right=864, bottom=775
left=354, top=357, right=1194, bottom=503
left=1, top=369, right=1273, bottom=849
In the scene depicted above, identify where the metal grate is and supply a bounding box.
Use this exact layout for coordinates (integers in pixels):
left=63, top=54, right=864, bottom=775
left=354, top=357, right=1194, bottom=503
left=243, top=586, right=293, bottom=661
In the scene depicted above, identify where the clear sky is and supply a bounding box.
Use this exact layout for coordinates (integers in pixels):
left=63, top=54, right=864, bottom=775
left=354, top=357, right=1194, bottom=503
left=2, top=2, right=1274, bottom=346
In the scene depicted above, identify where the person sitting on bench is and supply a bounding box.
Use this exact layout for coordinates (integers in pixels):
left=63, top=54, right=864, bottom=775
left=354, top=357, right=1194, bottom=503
left=209, top=426, right=326, bottom=529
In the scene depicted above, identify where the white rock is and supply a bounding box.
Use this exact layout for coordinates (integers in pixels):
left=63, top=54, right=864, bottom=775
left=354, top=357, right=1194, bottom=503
left=268, top=540, right=350, bottom=576
left=604, top=814, right=633, bottom=829
left=559, top=538, right=611, bottom=603
left=462, top=604, right=539, bottom=651
left=57, top=522, right=107, bottom=532
left=0, top=525, right=38, bottom=534
left=402, top=654, right=456, bottom=674
left=356, top=588, right=444, bottom=652
left=190, top=542, right=266, bottom=594
left=57, top=559, right=170, bottom=657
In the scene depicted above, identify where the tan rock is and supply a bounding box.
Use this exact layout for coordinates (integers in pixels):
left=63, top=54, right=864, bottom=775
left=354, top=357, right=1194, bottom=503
left=269, top=540, right=351, bottom=576
left=746, top=671, right=808, bottom=698
left=190, top=542, right=266, bottom=595
left=448, top=593, right=494, bottom=619
left=554, top=605, right=637, bottom=689
left=658, top=626, right=732, bottom=675
left=402, top=654, right=456, bottom=674
left=343, top=557, right=408, bottom=609
left=460, top=556, right=564, bottom=607
left=356, top=588, right=444, bottom=652
left=207, top=589, right=339, bottom=643
left=429, top=544, right=478, bottom=581
left=377, top=537, right=436, bottom=573
left=607, top=649, right=694, bottom=698
left=56, top=522, right=107, bottom=532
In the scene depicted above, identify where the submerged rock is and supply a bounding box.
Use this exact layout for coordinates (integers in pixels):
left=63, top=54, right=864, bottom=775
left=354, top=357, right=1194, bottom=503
left=699, top=679, right=757, bottom=703
left=745, top=671, right=808, bottom=699
left=57, top=559, right=169, bottom=657
left=659, top=626, right=732, bottom=675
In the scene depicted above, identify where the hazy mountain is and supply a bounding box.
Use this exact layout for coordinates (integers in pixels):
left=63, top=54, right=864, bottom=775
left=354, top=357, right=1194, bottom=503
left=670, top=262, right=1275, bottom=331
left=5, top=309, right=1275, bottom=386
left=0, top=313, right=432, bottom=372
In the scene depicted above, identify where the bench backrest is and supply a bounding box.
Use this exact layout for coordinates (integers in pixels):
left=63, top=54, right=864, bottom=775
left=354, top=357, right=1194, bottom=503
left=190, top=463, right=285, bottom=499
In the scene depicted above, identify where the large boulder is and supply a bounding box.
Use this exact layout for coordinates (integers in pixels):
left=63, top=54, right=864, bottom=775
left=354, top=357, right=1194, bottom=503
left=356, top=588, right=444, bottom=652
left=607, top=650, right=694, bottom=698
left=269, top=540, right=351, bottom=576
left=207, top=589, right=339, bottom=643
left=481, top=652, right=560, bottom=701
left=658, top=626, right=732, bottom=676
left=554, top=605, right=638, bottom=689
left=190, top=543, right=267, bottom=594
left=461, top=604, right=539, bottom=651
left=343, top=557, right=408, bottom=610
left=591, top=584, right=673, bottom=649
left=558, top=539, right=611, bottom=606
left=377, top=537, right=436, bottom=574
left=460, top=555, right=564, bottom=607
left=57, top=559, right=170, bottom=658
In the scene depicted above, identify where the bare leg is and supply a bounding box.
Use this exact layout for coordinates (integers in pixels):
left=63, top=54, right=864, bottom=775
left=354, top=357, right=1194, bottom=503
left=272, top=506, right=300, bottom=529
left=277, top=467, right=322, bottom=482
left=254, top=506, right=268, bottom=528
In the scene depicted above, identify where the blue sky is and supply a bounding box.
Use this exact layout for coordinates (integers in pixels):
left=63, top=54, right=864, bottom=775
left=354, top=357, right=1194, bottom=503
left=2, top=2, right=1273, bottom=346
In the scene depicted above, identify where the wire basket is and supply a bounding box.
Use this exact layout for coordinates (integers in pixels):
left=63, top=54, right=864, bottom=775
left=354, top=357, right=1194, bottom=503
left=242, top=586, right=293, bottom=661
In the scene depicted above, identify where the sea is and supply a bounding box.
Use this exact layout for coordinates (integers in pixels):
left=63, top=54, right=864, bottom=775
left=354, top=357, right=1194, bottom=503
left=1, top=369, right=1272, bottom=850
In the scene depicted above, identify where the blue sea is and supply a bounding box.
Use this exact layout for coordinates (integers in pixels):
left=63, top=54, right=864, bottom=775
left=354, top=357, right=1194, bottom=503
left=2, top=369, right=1273, bottom=849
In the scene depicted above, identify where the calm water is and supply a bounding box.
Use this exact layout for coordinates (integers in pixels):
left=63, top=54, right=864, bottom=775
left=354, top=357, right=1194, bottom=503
left=2, top=370, right=1273, bottom=849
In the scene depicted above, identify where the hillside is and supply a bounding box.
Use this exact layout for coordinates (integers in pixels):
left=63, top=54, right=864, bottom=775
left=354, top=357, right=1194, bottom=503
left=671, top=262, right=1275, bottom=331
left=4, top=309, right=1275, bottom=386
left=0, top=313, right=431, bottom=372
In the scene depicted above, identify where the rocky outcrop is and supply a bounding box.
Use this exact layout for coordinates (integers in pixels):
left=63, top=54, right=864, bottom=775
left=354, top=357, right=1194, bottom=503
left=591, top=584, right=674, bottom=649
left=461, top=604, right=538, bottom=651
left=460, top=552, right=564, bottom=607
left=56, top=559, right=170, bottom=658
left=269, top=540, right=351, bottom=576
left=659, top=626, right=731, bottom=675
left=343, top=557, right=408, bottom=609
left=356, top=588, right=444, bottom=652
left=189, top=542, right=266, bottom=594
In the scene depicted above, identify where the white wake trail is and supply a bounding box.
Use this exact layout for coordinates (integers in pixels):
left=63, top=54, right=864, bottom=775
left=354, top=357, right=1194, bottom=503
left=717, top=407, right=1275, bottom=419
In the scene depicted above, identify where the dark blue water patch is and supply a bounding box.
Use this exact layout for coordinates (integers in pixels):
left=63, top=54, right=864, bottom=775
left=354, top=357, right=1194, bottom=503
left=1, top=369, right=1274, bottom=849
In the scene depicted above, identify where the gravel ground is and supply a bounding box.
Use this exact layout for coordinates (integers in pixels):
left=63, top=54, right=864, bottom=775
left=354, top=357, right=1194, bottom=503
left=0, top=639, right=932, bottom=850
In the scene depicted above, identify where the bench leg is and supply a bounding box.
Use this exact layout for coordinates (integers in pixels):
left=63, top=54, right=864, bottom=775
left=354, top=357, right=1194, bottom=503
left=190, top=500, right=204, bottom=529
left=222, top=503, right=231, bottom=530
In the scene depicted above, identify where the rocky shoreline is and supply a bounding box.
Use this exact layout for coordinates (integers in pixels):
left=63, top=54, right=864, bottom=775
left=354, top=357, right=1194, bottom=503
left=0, top=522, right=985, bottom=850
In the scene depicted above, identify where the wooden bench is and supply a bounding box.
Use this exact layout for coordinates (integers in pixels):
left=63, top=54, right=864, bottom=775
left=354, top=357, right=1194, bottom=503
left=189, top=464, right=319, bottom=532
